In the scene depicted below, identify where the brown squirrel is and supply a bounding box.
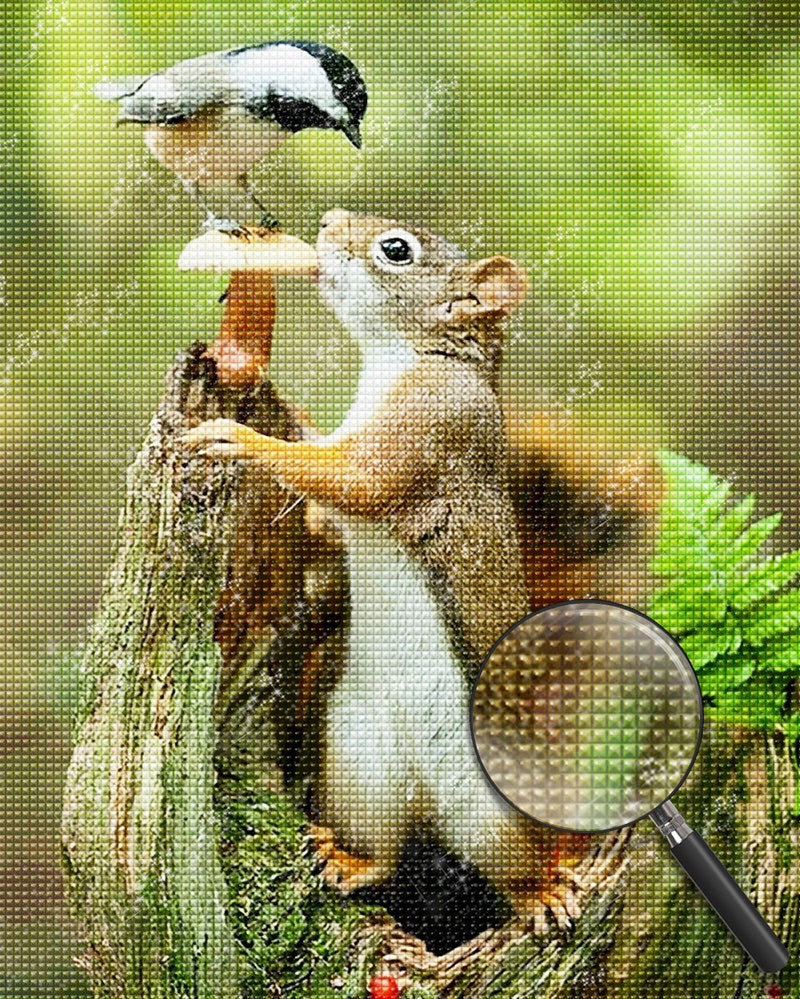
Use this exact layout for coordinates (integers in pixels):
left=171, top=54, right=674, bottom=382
left=183, top=209, right=597, bottom=928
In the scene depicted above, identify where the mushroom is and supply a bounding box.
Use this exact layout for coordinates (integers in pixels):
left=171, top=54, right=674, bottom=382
left=179, top=227, right=318, bottom=387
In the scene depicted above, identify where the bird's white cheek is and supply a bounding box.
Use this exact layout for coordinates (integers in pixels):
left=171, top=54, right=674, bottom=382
left=236, top=45, right=342, bottom=119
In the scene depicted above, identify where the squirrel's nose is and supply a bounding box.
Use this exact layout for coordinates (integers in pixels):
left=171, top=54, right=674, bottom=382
left=320, top=208, right=353, bottom=229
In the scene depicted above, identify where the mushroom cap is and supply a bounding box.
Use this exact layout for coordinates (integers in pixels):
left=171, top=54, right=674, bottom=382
left=178, top=227, right=318, bottom=275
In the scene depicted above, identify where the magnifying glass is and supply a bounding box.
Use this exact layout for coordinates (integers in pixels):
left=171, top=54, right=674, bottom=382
left=470, top=599, right=788, bottom=973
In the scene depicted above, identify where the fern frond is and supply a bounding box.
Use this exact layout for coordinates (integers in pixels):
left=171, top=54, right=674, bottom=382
left=729, top=550, right=800, bottom=611
left=647, top=452, right=800, bottom=732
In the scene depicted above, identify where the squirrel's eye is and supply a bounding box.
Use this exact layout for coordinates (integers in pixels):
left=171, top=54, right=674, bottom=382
left=372, top=229, right=422, bottom=271
left=380, top=238, right=413, bottom=263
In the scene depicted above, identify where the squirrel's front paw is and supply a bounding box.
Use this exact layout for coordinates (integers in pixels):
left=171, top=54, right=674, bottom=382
left=308, top=823, right=392, bottom=894
left=182, top=418, right=255, bottom=459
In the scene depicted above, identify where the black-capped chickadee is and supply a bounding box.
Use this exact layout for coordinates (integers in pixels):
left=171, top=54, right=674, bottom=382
left=95, top=41, right=367, bottom=227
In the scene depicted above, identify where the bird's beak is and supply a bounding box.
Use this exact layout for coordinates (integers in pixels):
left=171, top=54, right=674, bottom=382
left=341, top=120, right=362, bottom=148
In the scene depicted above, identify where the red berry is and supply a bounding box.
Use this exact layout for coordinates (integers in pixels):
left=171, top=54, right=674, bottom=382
left=368, top=975, right=400, bottom=999
left=766, top=985, right=782, bottom=998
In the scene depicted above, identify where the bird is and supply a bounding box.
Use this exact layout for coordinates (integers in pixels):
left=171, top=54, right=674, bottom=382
left=95, top=41, right=367, bottom=229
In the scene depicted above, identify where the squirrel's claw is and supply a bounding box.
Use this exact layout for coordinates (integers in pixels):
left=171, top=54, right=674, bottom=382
left=308, top=823, right=392, bottom=894
left=507, top=876, right=582, bottom=937
left=181, top=418, right=254, bottom=458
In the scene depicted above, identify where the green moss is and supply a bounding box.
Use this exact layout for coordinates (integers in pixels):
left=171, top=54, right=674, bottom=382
left=216, top=782, right=383, bottom=994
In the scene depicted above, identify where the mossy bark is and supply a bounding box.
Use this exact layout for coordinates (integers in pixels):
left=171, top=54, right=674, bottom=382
left=611, top=725, right=798, bottom=998
left=61, top=346, right=246, bottom=996
left=60, top=344, right=313, bottom=997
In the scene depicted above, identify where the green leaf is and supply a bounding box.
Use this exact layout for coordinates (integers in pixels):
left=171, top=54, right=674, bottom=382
left=707, top=677, right=788, bottom=731
left=723, top=512, right=782, bottom=571
left=697, top=656, right=757, bottom=698
left=754, top=632, right=800, bottom=674
left=740, top=589, right=800, bottom=645
left=729, top=549, right=800, bottom=610
left=649, top=451, right=800, bottom=734
left=655, top=453, right=726, bottom=518
left=647, top=574, right=726, bottom=633
left=707, top=494, right=757, bottom=555
left=679, top=625, right=741, bottom=670
left=650, top=454, right=734, bottom=577
left=785, top=714, right=800, bottom=744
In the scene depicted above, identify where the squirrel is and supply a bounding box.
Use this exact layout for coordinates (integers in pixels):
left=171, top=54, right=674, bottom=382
left=183, top=209, right=587, bottom=928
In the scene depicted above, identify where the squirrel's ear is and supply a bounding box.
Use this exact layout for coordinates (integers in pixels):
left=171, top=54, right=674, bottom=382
left=444, top=256, right=530, bottom=322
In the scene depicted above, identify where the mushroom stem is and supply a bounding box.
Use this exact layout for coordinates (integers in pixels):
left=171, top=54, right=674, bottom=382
left=177, top=226, right=317, bottom=388
left=206, top=270, right=276, bottom=387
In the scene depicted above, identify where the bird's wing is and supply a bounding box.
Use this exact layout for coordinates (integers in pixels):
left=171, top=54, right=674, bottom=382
left=96, top=54, right=238, bottom=124
left=114, top=90, right=216, bottom=124
left=93, top=76, right=150, bottom=100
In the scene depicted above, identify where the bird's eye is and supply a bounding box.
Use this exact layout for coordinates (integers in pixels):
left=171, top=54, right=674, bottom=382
left=372, top=229, right=422, bottom=271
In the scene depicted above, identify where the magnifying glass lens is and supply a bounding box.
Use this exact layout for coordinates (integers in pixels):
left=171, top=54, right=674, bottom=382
left=471, top=600, right=702, bottom=833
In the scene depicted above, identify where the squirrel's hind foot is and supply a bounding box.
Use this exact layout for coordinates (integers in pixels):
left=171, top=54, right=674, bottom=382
left=505, top=874, right=583, bottom=936
left=309, top=823, right=394, bottom=893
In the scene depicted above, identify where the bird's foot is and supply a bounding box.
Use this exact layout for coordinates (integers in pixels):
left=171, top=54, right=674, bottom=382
left=201, top=214, right=249, bottom=237
left=258, top=214, right=282, bottom=231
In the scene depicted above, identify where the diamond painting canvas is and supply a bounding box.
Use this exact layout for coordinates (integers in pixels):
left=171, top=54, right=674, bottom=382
left=2, top=3, right=799, bottom=997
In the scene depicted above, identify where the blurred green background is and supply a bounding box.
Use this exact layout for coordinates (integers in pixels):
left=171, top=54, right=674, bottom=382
left=2, top=2, right=800, bottom=994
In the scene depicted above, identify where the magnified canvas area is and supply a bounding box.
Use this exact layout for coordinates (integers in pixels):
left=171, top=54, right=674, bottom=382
left=472, top=601, right=703, bottom=832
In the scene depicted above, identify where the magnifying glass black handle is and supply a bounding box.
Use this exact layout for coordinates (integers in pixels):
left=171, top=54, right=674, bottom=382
left=651, top=803, right=788, bottom=973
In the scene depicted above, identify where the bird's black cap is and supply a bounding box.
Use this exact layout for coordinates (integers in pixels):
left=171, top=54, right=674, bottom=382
left=281, top=41, right=367, bottom=143
left=227, top=40, right=367, bottom=145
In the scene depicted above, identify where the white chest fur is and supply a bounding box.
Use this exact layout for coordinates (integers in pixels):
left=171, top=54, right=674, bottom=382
left=336, top=516, right=458, bottom=696
left=321, top=515, right=466, bottom=852
left=321, top=512, right=517, bottom=871
left=318, top=356, right=517, bottom=868
left=323, top=340, right=417, bottom=444
left=323, top=340, right=459, bottom=720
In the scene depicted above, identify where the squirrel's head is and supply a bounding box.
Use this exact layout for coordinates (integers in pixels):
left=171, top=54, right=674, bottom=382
left=316, top=209, right=529, bottom=369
